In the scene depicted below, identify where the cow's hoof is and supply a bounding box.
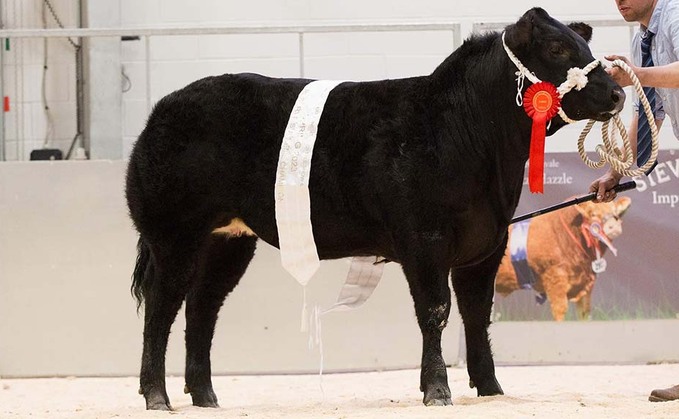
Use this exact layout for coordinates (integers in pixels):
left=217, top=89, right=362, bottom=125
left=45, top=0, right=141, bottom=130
left=424, top=397, right=453, bottom=406
left=475, top=378, right=504, bottom=397
left=185, top=383, right=220, bottom=408
left=145, top=398, right=172, bottom=411
left=423, top=384, right=453, bottom=406
left=191, top=390, right=220, bottom=408
left=143, top=389, right=172, bottom=411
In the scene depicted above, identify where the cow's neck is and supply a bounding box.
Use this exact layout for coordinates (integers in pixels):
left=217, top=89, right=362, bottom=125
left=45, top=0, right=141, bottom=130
left=556, top=206, right=600, bottom=259
left=432, top=33, right=539, bottom=161
left=430, top=32, right=540, bottom=221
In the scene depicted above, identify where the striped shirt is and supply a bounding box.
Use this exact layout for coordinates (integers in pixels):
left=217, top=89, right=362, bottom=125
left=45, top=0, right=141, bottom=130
left=631, top=0, right=679, bottom=140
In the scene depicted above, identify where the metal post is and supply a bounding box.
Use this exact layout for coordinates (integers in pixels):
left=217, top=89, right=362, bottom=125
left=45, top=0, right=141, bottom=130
left=76, top=0, right=84, bottom=157
left=145, top=35, right=151, bottom=115
left=72, top=43, right=84, bottom=157
left=298, top=32, right=305, bottom=78
left=0, top=0, right=5, bottom=161
left=452, top=25, right=461, bottom=49
left=0, top=40, right=5, bottom=162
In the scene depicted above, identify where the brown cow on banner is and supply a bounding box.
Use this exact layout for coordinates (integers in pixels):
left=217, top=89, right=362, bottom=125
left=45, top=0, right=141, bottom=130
left=495, top=197, right=631, bottom=321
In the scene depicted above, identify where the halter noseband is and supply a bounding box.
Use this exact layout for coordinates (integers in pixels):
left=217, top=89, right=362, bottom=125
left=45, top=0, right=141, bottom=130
left=501, top=32, right=602, bottom=124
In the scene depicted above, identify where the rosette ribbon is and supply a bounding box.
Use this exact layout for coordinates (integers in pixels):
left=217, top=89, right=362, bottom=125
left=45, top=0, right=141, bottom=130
left=522, top=82, right=561, bottom=193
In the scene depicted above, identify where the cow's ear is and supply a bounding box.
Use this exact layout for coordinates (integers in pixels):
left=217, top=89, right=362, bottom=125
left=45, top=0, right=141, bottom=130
left=615, top=196, right=632, bottom=216
left=568, top=22, right=593, bottom=43
left=504, top=11, right=535, bottom=52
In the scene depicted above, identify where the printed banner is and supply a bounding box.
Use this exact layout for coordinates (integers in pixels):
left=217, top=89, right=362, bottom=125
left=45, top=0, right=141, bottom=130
left=493, top=150, right=679, bottom=321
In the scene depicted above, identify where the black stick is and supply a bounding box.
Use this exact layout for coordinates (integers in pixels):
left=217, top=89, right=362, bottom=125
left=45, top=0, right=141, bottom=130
left=510, top=180, right=637, bottom=224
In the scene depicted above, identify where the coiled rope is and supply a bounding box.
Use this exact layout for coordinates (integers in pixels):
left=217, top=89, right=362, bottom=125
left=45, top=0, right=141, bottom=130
left=576, top=59, right=659, bottom=177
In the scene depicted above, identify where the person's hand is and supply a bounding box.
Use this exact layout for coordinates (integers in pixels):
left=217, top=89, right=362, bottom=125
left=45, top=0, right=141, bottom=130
left=589, top=170, right=623, bottom=203
left=605, top=55, right=636, bottom=87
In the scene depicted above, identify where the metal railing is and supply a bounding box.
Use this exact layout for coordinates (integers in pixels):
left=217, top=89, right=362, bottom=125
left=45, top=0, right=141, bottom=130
left=0, top=22, right=463, bottom=160
left=472, top=19, right=637, bottom=33
left=0, top=19, right=637, bottom=160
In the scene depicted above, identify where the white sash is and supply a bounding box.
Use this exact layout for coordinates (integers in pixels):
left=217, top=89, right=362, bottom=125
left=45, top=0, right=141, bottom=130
left=275, top=80, right=343, bottom=285
left=274, top=80, right=384, bottom=316
left=324, top=256, right=385, bottom=313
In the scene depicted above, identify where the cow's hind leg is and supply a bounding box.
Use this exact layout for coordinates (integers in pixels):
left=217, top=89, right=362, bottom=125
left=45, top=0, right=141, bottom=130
left=184, top=235, right=257, bottom=408
left=402, top=254, right=453, bottom=406
left=451, top=243, right=505, bottom=397
left=139, top=238, right=200, bottom=410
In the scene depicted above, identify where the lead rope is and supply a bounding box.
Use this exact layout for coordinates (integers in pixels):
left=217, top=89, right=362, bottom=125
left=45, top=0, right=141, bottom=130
left=576, top=59, right=659, bottom=177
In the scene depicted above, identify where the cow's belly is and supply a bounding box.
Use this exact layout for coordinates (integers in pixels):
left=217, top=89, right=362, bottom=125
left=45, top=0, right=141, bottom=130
left=451, top=208, right=507, bottom=267
left=238, top=204, right=392, bottom=261
left=212, top=218, right=257, bottom=237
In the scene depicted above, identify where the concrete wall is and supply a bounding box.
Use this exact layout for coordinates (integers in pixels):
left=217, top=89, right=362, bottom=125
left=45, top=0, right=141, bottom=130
left=0, top=161, right=462, bottom=377
left=82, top=1, right=122, bottom=159
left=1, top=0, right=79, bottom=160
left=1, top=162, right=678, bottom=378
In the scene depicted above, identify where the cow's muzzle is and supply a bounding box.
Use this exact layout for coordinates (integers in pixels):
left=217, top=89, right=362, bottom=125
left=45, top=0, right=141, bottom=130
left=592, top=86, right=626, bottom=121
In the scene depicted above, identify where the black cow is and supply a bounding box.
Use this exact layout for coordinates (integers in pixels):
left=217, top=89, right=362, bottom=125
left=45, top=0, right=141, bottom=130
left=126, top=8, right=624, bottom=410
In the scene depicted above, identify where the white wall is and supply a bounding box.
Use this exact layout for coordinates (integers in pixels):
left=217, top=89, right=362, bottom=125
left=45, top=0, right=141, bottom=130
left=3, top=0, right=676, bottom=161
left=1, top=0, right=79, bottom=161
left=117, top=0, right=638, bottom=156
left=119, top=0, right=621, bottom=26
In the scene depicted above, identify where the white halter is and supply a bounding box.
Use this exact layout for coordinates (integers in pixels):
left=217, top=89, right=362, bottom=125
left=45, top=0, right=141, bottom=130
left=501, top=31, right=659, bottom=179
left=501, top=32, right=602, bottom=124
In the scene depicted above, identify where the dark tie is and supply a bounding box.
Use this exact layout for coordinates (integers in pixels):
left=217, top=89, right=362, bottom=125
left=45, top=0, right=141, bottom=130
left=637, top=30, right=659, bottom=173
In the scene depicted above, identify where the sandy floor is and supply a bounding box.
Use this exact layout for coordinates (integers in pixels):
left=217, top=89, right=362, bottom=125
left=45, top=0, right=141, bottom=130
left=1, top=364, right=678, bottom=418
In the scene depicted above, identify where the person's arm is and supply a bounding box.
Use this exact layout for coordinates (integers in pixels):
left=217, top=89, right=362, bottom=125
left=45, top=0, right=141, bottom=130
left=633, top=61, right=679, bottom=87
left=606, top=56, right=679, bottom=88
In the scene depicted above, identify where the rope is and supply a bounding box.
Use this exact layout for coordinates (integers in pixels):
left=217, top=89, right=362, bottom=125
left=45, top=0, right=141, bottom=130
left=576, top=59, right=659, bottom=177
left=41, top=1, right=55, bottom=148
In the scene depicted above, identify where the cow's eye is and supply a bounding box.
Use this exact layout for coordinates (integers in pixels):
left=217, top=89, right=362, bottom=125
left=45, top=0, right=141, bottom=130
left=549, top=44, right=565, bottom=56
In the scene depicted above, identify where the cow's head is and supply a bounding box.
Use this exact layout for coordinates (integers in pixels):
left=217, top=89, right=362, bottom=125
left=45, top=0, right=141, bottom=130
left=504, top=8, right=625, bottom=126
left=575, top=196, right=632, bottom=240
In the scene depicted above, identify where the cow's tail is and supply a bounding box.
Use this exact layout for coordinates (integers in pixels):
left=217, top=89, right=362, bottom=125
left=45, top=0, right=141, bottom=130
left=131, top=237, right=152, bottom=313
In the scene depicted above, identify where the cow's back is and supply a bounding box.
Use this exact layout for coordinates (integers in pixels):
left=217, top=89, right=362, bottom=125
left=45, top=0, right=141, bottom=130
left=125, top=74, right=304, bottom=239
left=125, top=72, right=430, bottom=253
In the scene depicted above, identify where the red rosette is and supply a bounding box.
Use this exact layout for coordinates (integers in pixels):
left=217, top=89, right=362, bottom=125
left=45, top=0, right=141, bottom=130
left=523, top=82, right=561, bottom=193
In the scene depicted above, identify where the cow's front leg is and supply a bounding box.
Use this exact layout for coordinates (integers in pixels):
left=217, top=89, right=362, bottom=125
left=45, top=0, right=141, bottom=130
left=451, top=241, right=506, bottom=397
left=402, top=254, right=453, bottom=406
left=540, top=266, right=570, bottom=321
left=574, top=290, right=593, bottom=321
